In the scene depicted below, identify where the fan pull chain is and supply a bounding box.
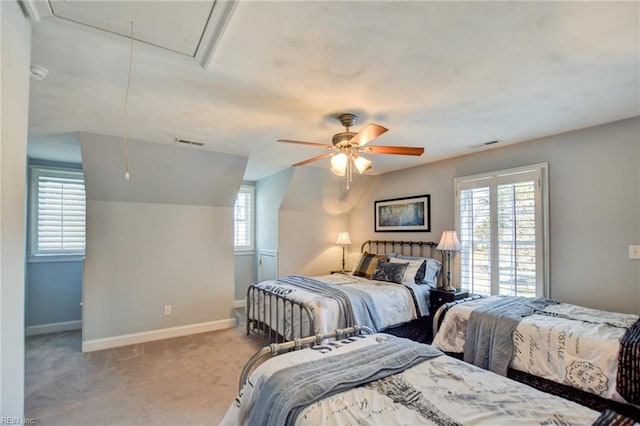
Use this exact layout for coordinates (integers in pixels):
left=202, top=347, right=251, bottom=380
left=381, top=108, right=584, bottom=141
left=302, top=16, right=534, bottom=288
left=122, top=21, right=134, bottom=181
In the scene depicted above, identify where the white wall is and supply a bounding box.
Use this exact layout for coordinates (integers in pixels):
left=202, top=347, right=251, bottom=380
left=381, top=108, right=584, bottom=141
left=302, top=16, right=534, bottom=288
left=278, top=167, right=364, bottom=276
left=0, top=0, right=30, bottom=416
left=81, top=133, right=247, bottom=348
left=84, top=201, right=235, bottom=339
left=350, top=117, right=640, bottom=314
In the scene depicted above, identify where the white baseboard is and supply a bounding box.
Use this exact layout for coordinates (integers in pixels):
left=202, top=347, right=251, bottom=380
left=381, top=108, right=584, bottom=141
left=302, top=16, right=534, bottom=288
left=82, top=318, right=236, bottom=353
left=233, top=299, right=246, bottom=309
left=26, top=320, right=82, bottom=336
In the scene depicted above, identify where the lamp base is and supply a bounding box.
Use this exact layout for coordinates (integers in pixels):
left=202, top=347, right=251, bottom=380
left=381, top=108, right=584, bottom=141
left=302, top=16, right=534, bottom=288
left=442, top=266, right=456, bottom=292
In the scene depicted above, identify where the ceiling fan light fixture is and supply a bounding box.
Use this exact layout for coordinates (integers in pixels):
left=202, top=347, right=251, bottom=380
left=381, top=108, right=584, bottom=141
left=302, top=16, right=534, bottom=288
left=330, top=152, right=348, bottom=175
left=330, top=165, right=346, bottom=176
left=278, top=112, right=423, bottom=189
left=354, top=156, right=372, bottom=174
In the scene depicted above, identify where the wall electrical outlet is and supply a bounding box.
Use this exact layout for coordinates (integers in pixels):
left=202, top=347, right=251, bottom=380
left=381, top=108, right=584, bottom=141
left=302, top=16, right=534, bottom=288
left=164, top=305, right=172, bottom=315
left=629, top=245, right=640, bottom=259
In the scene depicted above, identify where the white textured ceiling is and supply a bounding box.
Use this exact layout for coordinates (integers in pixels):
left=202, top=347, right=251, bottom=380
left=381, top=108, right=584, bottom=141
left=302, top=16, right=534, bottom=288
left=28, top=1, right=640, bottom=181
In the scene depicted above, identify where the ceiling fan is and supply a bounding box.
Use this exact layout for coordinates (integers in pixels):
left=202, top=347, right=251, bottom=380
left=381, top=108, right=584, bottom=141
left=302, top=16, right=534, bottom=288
left=278, top=113, right=424, bottom=188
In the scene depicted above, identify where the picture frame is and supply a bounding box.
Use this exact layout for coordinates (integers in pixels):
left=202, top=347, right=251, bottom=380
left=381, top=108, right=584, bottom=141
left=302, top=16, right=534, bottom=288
left=374, top=194, right=431, bottom=232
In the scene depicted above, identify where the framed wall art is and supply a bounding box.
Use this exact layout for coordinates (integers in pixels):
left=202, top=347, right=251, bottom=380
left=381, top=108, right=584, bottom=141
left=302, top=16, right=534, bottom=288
left=374, top=194, right=431, bottom=232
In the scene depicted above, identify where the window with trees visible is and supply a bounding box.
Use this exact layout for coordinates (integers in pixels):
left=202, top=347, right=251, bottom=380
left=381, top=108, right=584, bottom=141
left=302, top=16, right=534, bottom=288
left=455, top=164, right=548, bottom=297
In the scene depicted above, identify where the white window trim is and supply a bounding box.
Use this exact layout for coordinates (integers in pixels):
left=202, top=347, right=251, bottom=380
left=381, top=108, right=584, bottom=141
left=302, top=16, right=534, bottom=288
left=454, top=163, right=549, bottom=297
left=234, top=183, right=255, bottom=254
left=29, top=163, right=86, bottom=260
left=27, top=254, right=85, bottom=264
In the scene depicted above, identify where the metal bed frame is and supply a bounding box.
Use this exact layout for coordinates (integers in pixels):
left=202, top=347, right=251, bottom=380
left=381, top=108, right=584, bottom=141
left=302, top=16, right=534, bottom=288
left=246, top=239, right=440, bottom=343
left=239, top=325, right=373, bottom=391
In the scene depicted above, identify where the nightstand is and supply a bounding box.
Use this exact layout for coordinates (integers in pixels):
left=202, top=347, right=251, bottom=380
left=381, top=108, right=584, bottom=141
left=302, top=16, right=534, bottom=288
left=429, top=288, right=469, bottom=313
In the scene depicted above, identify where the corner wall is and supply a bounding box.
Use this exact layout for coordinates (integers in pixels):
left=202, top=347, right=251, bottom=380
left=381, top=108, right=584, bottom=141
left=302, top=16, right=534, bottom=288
left=350, top=117, right=640, bottom=314
left=256, top=168, right=292, bottom=253
left=80, top=133, right=247, bottom=350
left=278, top=167, right=370, bottom=276
left=0, top=0, right=30, bottom=416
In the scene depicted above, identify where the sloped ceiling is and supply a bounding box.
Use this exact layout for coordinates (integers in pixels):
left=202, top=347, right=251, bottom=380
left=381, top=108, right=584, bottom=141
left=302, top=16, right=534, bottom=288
left=81, top=132, right=247, bottom=207
left=27, top=1, right=640, bottom=181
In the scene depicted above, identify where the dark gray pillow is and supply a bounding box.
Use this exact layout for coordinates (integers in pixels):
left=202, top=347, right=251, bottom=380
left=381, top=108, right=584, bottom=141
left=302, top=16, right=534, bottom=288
left=372, top=260, right=408, bottom=284
left=387, top=253, right=441, bottom=286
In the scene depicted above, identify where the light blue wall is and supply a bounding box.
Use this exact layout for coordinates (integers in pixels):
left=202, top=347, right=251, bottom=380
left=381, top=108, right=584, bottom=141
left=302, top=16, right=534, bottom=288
left=234, top=254, right=255, bottom=301
left=26, top=160, right=84, bottom=328
left=26, top=261, right=82, bottom=326
left=255, top=168, right=293, bottom=252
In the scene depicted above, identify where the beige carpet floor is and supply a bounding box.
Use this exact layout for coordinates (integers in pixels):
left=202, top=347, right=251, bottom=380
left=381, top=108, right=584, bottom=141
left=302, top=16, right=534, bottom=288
left=25, top=311, right=265, bottom=425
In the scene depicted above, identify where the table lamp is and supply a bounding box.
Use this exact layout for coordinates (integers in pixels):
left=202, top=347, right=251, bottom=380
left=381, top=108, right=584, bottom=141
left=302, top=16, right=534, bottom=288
left=336, top=232, right=351, bottom=272
left=437, top=230, right=461, bottom=292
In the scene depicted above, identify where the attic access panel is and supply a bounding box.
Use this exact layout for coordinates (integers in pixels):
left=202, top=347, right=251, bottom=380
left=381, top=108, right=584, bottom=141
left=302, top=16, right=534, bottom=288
left=47, top=0, right=214, bottom=55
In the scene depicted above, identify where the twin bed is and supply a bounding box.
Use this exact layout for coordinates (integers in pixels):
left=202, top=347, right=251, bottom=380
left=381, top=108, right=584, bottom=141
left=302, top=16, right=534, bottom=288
left=223, top=327, right=634, bottom=425
left=246, top=240, right=442, bottom=343
left=431, top=295, right=640, bottom=419
left=237, top=239, right=640, bottom=424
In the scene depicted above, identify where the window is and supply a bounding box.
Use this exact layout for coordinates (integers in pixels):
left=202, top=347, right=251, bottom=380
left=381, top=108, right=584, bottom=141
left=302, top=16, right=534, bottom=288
left=234, top=184, right=255, bottom=252
left=455, top=163, right=548, bottom=297
left=30, top=165, right=86, bottom=257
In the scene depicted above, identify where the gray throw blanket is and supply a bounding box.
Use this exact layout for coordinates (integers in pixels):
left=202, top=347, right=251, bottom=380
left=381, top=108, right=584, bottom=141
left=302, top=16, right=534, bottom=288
left=463, top=296, right=557, bottom=376
left=277, top=275, right=389, bottom=331
left=247, top=335, right=443, bottom=426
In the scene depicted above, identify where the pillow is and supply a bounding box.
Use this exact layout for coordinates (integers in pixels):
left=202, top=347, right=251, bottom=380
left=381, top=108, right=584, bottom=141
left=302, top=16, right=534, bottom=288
left=371, top=260, right=408, bottom=284
left=414, top=261, right=427, bottom=284
left=389, top=257, right=427, bottom=285
left=353, top=252, right=389, bottom=279
left=387, top=253, right=441, bottom=286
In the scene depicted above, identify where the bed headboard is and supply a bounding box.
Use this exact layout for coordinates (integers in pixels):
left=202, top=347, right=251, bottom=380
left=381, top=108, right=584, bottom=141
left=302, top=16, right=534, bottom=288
left=361, top=240, right=440, bottom=260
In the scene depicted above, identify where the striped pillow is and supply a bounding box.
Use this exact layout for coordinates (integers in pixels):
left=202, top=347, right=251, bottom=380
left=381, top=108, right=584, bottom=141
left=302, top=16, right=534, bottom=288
left=353, top=252, right=388, bottom=279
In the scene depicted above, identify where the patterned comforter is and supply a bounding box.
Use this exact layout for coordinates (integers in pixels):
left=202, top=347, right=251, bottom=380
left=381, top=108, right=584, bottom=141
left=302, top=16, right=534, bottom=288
left=222, top=334, right=601, bottom=425
left=248, top=274, right=430, bottom=337
left=431, top=296, right=640, bottom=404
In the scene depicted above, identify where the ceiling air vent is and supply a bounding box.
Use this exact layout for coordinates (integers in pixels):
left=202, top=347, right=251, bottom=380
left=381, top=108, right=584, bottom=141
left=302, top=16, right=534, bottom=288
left=175, top=138, right=205, bottom=147
left=468, top=140, right=502, bottom=149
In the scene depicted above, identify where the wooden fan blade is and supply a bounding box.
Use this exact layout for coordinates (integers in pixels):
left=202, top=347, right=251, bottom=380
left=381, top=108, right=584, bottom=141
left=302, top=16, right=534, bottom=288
left=278, top=139, right=332, bottom=148
left=363, top=146, right=424, bottom=156
left=349, top=124, right=388, bottom=147
left=292, top=152, right=334, bottom=166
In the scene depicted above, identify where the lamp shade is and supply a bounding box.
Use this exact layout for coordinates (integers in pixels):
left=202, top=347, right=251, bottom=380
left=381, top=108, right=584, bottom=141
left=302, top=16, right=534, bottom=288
left=437, top=230, right=461, bottom=251
left=336, top=232, right=352, bottom=245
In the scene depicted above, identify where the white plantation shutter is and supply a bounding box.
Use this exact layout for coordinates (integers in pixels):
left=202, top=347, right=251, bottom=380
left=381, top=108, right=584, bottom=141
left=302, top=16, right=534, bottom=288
left=456, top=164, right=548, bottom=297
left=234, top=185, right=254, bottom=250
left=459, top=185, right=492, bottom=295
left=497, top=179, right=537, bottom=296
left=32, top=167, right=86, bottom=255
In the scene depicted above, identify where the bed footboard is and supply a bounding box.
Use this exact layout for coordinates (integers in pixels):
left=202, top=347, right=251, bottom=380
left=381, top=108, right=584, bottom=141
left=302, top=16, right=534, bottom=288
left=239, top=325, right=373, bottom=392
left=246, top=283, right=315, bottom=343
